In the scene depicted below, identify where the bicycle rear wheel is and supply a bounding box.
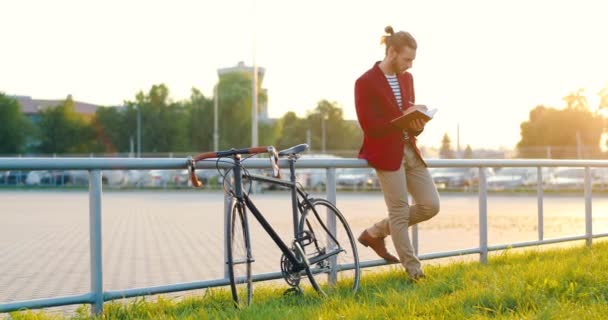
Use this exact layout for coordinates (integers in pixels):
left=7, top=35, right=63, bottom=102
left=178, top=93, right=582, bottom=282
left=227, top=200, right=253, bottom=307
left=298, top=198, right=360, bottom=295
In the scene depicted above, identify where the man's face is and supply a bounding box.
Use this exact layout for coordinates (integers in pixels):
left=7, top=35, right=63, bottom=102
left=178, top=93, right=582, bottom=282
left=389, top=46, right=416, bottom=74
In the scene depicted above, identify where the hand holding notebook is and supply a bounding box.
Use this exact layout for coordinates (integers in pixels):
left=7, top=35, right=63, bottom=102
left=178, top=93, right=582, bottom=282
left=390, top=104, right=437, bottom=130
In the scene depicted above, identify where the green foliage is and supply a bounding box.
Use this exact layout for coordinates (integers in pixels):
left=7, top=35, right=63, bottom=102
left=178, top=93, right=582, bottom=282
left=11, top=241, right=608, bottom=319
left=36, top=95, right=96, bottom=154
left=212, top=71, right=278, bottom=149
left=92, top=105, right=131, bottom=153
left=122, top=84, right=190, bottom=153
left=276, top=100, right=362, bottom=154
left=463, top=145, right=473, bottom=159
left=184, top=88, right=214, bottom=151
left=0, top=93, right=32, bottom=154
left=275, top=111, right=308, bottom=150
left=6, top=82, right=608, bottom=156
left=439, top=133, right=455, bottom=159
left=309, top=100, right=362, bottom=153
left=217, top=72, right=254, bottom=149
left=259, top=120, right=281, bottom=147
left=517, top=103, right=604, bottom=158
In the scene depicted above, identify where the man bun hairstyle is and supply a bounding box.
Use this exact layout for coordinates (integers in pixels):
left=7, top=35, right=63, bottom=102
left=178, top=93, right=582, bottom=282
left=380, top=25, right=417, bottom=55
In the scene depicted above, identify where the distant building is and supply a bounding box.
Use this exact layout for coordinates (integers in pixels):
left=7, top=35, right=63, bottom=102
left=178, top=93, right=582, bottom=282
left=14, top=95, right=101, bottom=123
left=218, top=61, right=271, bottom=123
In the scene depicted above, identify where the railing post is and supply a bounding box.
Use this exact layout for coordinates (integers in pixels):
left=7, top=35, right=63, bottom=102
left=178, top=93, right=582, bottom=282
left=88, top=170, right=103, bottom=316
left=584, top=167, right=593, bottom=247
left=478, top=167, right=488, bottom=264
left=537, top=167, right=544, bottom=241
left=223, top=169, right=233, bottom=279
left=411, top=193, right=419, bottom=255
left=326, top=168, right=337, bottom=285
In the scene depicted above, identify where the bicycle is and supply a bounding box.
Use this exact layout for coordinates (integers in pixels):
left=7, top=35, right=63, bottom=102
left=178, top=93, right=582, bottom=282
left=187, top=144, right=360, bottom=307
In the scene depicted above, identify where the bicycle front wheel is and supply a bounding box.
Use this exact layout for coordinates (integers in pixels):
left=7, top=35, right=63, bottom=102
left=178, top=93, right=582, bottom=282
left=298, top=198, right=360, bottom=295
left=227, top=200, right=253, bottom=307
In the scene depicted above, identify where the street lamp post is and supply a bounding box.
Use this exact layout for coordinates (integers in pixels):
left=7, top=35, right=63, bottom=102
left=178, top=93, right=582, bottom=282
left=251, top=0, right=258, bottom=147
left=214, top=84, right=219, bottom=151
left=136, top=105, right=141, bottom=158
left=321, top=115, right=327, bottom=154
left=252, top=58, right=258, bottom=147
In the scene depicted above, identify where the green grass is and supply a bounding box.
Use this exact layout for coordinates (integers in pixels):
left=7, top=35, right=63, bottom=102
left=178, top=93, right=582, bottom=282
left=9, top=241, right=608, bottom=319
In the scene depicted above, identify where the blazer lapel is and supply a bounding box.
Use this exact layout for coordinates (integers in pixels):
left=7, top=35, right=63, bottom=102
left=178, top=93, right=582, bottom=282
left=370, top=63, right=401, bottom=114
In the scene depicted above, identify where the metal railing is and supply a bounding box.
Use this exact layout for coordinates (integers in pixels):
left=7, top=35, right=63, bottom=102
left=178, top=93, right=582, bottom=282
left=2, top=157, right=608, bottom=315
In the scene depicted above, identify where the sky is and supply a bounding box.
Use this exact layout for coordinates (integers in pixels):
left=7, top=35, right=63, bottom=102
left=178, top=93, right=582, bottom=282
left=2, top=0, right=608, bottom=150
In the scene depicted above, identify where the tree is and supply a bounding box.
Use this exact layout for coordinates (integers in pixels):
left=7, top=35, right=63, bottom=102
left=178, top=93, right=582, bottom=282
left=439, top=133, right=455, bottom=159
left=517, top=97, right=604, bottom=158
left=274, top=100, right=362, bottom=155
left=562, top=88, right=589, bottom=111
left=93, top=105, right=130, bottom=153
left=259, top=120, right=281, bottom=147
left=276, top=111, right=309, bottom=149
left=37, top=95, right=95, bottom=154
left=0, top=93, right=32, bottom=154
left=216, top=72, right=269, bottom=149
left=305, top=100, right=362, bottom=154
left=184, top=88, right=214, bottom=152
left=123, top=84, right=190, bottom=153
left=463, top=145, right=473, bottom=159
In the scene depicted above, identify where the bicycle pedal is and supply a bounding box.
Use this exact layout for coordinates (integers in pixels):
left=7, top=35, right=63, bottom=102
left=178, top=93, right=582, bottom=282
left=296, top=230, right=314, bottom=246
left=283, top=287, right=303, bottom=296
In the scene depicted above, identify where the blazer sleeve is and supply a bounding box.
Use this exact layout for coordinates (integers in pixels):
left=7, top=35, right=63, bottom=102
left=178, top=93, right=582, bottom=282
left=355, top=78, right=400, bottom=138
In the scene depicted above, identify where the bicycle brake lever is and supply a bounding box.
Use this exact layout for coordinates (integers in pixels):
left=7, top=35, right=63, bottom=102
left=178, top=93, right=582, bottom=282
left=187, top=157, right=203, bottom=188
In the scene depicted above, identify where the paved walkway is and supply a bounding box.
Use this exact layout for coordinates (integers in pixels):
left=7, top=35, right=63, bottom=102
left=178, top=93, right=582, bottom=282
left=1, top=190, right=607, bottom=313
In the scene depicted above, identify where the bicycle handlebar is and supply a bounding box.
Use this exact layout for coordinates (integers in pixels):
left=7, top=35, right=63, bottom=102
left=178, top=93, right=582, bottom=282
left=188, top=146, right=279, bottom=188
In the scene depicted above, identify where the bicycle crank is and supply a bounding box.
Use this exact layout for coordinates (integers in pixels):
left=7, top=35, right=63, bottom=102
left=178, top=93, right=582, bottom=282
left=280, top=251, right=301, bottom=287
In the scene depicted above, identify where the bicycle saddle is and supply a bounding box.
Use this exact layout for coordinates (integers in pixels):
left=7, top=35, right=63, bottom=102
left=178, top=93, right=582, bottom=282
left=278, top=144, right=309, bottom=157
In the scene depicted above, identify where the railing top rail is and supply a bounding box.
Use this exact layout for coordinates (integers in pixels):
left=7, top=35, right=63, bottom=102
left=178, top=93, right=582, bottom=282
left=2, top=157, right=608, bottom=171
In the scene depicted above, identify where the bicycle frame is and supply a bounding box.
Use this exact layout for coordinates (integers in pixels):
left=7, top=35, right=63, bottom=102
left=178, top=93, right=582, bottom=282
left=231, top=155, right=310, bottom=272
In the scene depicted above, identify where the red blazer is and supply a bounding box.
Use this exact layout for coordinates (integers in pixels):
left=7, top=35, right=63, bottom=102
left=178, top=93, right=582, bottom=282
left=355, top=62, right=425, bottom=171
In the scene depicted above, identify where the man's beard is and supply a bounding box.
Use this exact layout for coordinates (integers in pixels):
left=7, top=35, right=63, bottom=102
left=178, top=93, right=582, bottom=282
left=390, top=58, right=403, bottom=74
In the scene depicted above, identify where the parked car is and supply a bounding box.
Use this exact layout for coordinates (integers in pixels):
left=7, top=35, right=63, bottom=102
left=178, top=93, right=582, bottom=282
left=1, top=171, right=29, bottom=185
left=591, top=168, right=608, bottom=190
left=172, top=169, right=191, bottom=187
left=430, top=167, right=492, bottom=190
left=102, top=170, right=128, bottom=187
left=550, top=168, right=603, bottom=190
left=140, top=170, right=173, bottom=188
left=298, top=169, right=326, bottom=190
left=181, top=169, right=224, bottom=188
left=289, top=154, right=343, bottom=191
left=26, top=171, right=45, bottom=186
left=124, top=170, right=146, bottom=187
left=37, top=170, right=89, bottom=186
left=336, top=168, right=375, bottom=189
left=487, top=167, right=554, bottom=190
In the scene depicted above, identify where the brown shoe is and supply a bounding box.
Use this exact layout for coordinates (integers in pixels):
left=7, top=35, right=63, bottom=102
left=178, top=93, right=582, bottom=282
left=357, top=230, right=400, bottom=263
left=409, top=269, right=426, bottom=282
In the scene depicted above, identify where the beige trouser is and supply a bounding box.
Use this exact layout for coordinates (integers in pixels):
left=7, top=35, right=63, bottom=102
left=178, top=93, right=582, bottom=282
left=366, top=143, right=440, bottom=276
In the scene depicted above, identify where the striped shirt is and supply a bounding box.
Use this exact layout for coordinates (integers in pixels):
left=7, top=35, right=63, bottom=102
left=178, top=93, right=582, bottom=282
left=385, top=74, right=402, bottom=110
left=385, top=74, right=410, bottom=140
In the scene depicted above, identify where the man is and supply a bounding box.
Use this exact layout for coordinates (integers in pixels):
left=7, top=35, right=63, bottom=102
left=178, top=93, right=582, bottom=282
left=354, top=26, right=440, bottom=280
